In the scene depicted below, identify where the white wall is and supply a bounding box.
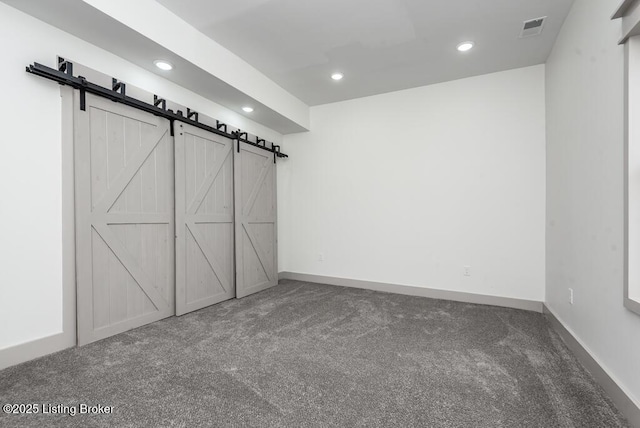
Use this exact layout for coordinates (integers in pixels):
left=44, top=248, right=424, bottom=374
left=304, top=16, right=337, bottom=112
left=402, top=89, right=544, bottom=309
left=546, top=0, right=640, bottom=407
left=0, top=2, right=281, bottom=351
left=279, top=65, right=546, bottom=302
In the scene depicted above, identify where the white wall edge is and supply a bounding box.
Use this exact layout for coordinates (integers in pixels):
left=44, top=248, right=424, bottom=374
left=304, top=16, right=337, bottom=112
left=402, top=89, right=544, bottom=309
left=61, top=86, right=77, bottom=353
left=614, top=0, right=635, bottom=19
left=279, top=271, right=543, bottom=313
left=544, top=304, right=640, bottom=427
left=614, top=0, right=640, bottom=43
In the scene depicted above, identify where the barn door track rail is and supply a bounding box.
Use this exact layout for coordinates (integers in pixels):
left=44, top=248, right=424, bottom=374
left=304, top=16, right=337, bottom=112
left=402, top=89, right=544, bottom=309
left=25, top=59, right=288, bottom=160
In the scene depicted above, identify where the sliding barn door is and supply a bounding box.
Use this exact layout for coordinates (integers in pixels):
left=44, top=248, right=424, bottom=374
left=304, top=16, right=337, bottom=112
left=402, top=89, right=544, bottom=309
left=234, top=141, right=278, bottom=298
left=75, top=93, right=175, bottom=345
left=174, top=123, right=235, bottom=315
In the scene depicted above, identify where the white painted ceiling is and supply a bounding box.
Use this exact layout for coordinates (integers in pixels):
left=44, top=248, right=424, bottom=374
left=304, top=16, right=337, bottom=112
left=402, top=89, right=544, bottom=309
left=156, top=0, right=574, bottom=106
left=2, top=0, right=308, bottom=133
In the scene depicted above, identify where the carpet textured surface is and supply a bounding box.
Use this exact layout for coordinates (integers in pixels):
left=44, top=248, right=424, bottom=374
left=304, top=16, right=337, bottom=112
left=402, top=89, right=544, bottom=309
left=0, top=280, right=629, bottom=427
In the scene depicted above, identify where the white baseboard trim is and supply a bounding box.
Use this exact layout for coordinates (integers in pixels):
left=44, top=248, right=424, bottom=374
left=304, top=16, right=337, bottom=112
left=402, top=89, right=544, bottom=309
left=279, top=271, right=543, bottom=313
left=544, top=305, right=640, bottom=427
left=0, top=332, right=74, bottom=371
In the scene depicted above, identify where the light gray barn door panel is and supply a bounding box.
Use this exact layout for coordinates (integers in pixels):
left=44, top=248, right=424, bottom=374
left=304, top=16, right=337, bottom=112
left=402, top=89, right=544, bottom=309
left=175, top=123, right=235, bottom=315
left=234, top=142, right=278, bottom=298
left=75, top=93, right=175, bottom=345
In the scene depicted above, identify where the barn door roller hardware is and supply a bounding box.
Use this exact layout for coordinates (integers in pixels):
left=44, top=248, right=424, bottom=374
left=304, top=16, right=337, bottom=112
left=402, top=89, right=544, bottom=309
left=25, top=60, right=288, bottom=160
left=272, top=144, right=282, bottom=164
left=235, top=131, right=248, bottom=153
left=233, top=132, right=282, bottom=163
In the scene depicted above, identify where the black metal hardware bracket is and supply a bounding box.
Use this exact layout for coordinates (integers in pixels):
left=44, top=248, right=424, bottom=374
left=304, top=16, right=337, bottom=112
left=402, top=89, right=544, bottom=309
left=235, top=131, right=248, bottom=153
left=78, top=76, right=87, bottom=111
left=112, top=78, right=126, bottom=98
left=216, top=120, right=227, bottom=133
left=25, top=61, right=288, bottom=159
left=187, top=108, right=198, bottom=122
left=153, top=95, right=167, bottom=111
left=272, top=144, right=281, bottom=164
left=58, top=57, right=73, bottom=76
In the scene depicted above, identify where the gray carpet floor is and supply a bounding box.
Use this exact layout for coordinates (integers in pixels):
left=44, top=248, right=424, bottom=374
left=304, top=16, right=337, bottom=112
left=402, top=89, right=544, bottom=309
left=0, top=280, right=629, bottom=427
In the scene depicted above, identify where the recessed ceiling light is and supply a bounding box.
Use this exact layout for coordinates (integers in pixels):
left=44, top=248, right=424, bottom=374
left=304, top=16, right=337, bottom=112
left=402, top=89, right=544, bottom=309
left=331, top=73, right=344, bottom=81
left=457, top=42, right=474, bottom=52
left=154, top=60, right=173, bottom=71
left=242, top=106, right=254, bottom=113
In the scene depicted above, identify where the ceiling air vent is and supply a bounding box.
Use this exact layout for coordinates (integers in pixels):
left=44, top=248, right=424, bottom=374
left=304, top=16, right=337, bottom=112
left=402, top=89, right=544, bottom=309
left=519, top=16, right=546, bottom=38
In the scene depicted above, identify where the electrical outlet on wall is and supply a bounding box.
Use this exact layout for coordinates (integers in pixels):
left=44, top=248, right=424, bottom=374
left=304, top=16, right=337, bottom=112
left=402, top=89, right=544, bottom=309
left=569, top=288, right=574, bottom=305
left=318, top=253, right=324, bottom=262
left=463, top=266, right=471, bottom=277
